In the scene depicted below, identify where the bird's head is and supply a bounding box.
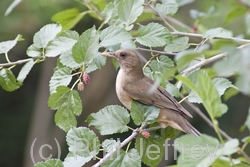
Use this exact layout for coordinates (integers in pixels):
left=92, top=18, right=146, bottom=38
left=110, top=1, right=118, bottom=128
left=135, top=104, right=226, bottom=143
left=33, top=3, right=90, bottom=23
left=101, top=49, right=142, bottom=72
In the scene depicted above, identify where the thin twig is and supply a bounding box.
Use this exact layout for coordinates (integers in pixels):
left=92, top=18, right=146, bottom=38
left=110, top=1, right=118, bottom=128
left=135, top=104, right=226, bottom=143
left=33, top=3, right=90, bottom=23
left=0, top=57, right=42, bottom=67
left=137, top=47, right=176, bottom=56
left=171, top=31, right=250, bottom=44
left=92, top=128, right=140, bottom=167
left=145, top=0, right=177, bottom=32
left=164, top=16, right=194, bottom=32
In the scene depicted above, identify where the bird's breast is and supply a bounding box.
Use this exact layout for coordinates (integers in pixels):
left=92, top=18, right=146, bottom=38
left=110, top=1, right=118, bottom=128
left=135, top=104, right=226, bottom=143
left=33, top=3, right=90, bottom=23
left=116, top=69, right=133, bottom=110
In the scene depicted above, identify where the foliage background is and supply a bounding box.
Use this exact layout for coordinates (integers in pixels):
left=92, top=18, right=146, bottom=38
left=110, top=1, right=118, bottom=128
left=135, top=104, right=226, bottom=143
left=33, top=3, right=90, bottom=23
left=0, top=0, right=249, bottom=167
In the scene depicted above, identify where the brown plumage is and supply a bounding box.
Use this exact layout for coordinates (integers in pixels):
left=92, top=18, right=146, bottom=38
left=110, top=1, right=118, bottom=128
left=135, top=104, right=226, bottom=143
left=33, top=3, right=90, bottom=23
left=102, top=49, right=200, bottom=136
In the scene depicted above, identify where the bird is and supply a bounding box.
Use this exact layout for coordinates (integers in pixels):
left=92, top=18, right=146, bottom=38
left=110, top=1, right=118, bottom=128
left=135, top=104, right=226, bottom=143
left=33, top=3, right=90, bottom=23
left=101, top=49, right=200, bottom=136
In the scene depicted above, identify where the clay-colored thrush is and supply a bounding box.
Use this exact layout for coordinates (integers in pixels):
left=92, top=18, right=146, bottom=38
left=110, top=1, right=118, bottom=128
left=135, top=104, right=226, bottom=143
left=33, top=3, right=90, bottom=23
left=101, top=49, right=200, bottom=136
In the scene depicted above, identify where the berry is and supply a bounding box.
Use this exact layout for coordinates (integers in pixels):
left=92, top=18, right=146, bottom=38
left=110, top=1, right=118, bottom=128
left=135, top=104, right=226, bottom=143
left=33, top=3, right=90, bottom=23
left=141, top=131, right=150, bottom=139
left=192, top=26, right=198, bottom=32
left=77, top=82, right=84, bottom=91
left=83, top=73, right=90, bottom=84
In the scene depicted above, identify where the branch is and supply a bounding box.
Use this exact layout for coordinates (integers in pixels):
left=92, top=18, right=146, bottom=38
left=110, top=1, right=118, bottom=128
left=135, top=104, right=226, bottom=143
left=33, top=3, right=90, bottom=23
left=164, top=16, right=194, bottom=33
left=145, top=0, right=177, bottom=32
left=0, top=57, right=42, bottom=67
left=176, top=43, right=250, bottom=89
left=171, top=31, right=250, bottom=44
left=92, top=128, right=140, bottom=167
left=137, top=47, right=176, bottom=56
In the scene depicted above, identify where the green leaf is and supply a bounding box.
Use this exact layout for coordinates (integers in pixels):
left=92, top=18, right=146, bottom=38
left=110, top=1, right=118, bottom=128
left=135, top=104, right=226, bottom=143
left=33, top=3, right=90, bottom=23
left=150, top=55, right=174, bottom=73
left=164, top=36, right=189, bottom=52
left=66, top=127, right=100, bottom=157
left=155, top=0, right=179, bottom=16
left=17, top=60, right=35, bottom=83
left=49, top=66, right=72, bottom=94
left=166, top=83, right=180, bottom=98
left=117, top=0, right=144, bottom=30
left=52, top=8, right=85, bottom=31
left=46, top=30, right=79, bottom=57
left=131, top=100, right=160, bottom=126
left=102, top=139, right=120, bottom=153
left=100, top=26, right=132, bottom=47
left=176, top=0, right=194, bottom=7
left=102, top=149, right=141, bottom=167
left=203, top=27, right=233, bottom=39
left=244, top=108, right=250, bottom=131
left=136, top=22, right=170, bottom=47
left=72, top=26, right=99, bottom=64
left=121, top=39, right=136, bottom=49
left=48, top=86, right=82, bottom=131
left=59, top=50, right=82, bottom=69
left=224, top=7, right=247, bottom=24
left=242, top=136, right=250, bottom=144
left=86, top=105, right=130, bottom=135
left=102, top=2, right=115, bottom=23
left=177, top=72, right=228, bottom=118
left=0, top=34, right=21, bottom=54
left=135, top=136, right=164, bottom=167
left=26, top=44, right=42, bottom=57
left=33, top=24, right=62, bottom=48
left=0, top=68, right=21, bottom=91
left=175, top=134, right=239, bottom=167
left=34, top=159, right=63, bottom=167
left=245, top=13, right=250, bottom=35
left=63, top=152, right=92, bottom=167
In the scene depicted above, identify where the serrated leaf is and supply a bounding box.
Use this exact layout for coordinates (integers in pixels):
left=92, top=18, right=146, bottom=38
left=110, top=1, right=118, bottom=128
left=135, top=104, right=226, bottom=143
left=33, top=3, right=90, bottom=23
left=176, top=0, right=194, bottom=7
left=63, top=152, right=92, bottom=167
left=34, top=159, right=63, bottom=167
left=135, top=137, right=164, bottom=167
left=17, top=60, right=35, bottom=83
left=46, top=30, right=79, bottom=57
left=102, top=2, right=115, bottom=23
left=72, top=27, right=99, bottom=64
left=177, top=72, right=228, bottom=118
left=164, top=36, right=189, bottom=52
left=150, top=55, right=174, bottom=73
left=102, top=139, right=120, bottom=153
left=0, top=34, right=20, bottom=54
left=136, top=22, right=170, bottom=47
left=166, top=83, right=180, bottom=98
left=26, top=44, right=42, bottom=57
left=203, top=27, right=233, bottom=39
left=121, top=39, right=136, bottom=49
left=131, top=100, right=160, bottom=126
left=100, top=26, right=132, bottom=47
left=117, top=0, right=144, bottom=30
left=33, top=24, right=62, bottom=48
left=59, top=50, right=82, bottom=69
left=48, top=86, right=82, bottom=131
left=49, top=66, right=72, bottom=94
left=86, top=105, right=130, bottom=135
left=66, top=127, right=100, bottom=157
left=175, top=134, right=239, bottom=167
left=155, top=0, right=179, bottom=16
left=0, top=68, right=21, bottom=91
left=52, top=8, right=85, bottom=31
left=212, top=78, right=236, bottom=96
left=102, top=149, right=141, bottom=167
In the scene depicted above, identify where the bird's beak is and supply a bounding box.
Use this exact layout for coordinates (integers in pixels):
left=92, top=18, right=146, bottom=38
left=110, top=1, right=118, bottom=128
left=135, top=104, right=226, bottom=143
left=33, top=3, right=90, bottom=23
left=101, top=52, right=115, bottom=58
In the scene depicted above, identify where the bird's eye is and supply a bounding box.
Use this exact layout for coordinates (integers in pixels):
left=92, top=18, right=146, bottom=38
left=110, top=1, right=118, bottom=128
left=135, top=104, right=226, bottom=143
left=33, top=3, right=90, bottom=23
left=121, top=52, right=126, bottom=57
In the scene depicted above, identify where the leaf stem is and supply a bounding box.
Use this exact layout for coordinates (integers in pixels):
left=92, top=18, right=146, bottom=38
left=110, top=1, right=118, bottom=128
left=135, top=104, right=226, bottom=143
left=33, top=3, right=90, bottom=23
left=71, top=78, right=80, bottom=90
left=127, top=126, right=134, bottom=131
left=179, top=95, right=189, bottom=104
left=125, top=141, right=132, bottom=153
left=5, top=52, right=11, bottom=63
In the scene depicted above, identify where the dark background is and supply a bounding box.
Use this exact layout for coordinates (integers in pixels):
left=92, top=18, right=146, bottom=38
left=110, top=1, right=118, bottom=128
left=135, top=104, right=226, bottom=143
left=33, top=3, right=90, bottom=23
left=0, top=0, right=249, bottom=166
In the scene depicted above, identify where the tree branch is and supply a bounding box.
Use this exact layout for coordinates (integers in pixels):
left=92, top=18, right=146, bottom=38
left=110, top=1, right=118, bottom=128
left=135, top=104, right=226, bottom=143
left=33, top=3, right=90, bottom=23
left=164, top=16, right=194, bottom=33
left=92, top=128, right=141, bottom=167
left=171, top=31, right=250, bottom=44
left=0, top=57, right=42, bottom=67
left=145, top=0, right=177, bottom=32
left=137, top=47, right=176, bottom=56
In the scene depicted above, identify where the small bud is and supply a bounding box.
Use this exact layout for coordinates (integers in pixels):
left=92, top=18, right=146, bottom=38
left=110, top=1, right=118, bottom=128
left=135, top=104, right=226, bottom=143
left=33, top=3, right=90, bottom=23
left=83, top=73, right=90, bottom=84
left=77, top=82, right=84, bottom=91
left=192, top=26, right=198, bottom=32
left=141, top=131, right=150, bottom=139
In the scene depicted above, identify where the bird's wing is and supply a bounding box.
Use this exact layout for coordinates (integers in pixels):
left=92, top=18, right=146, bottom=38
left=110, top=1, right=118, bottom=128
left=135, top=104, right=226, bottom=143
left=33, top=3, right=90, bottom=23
left=123, top=76, right=193, bottom=118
